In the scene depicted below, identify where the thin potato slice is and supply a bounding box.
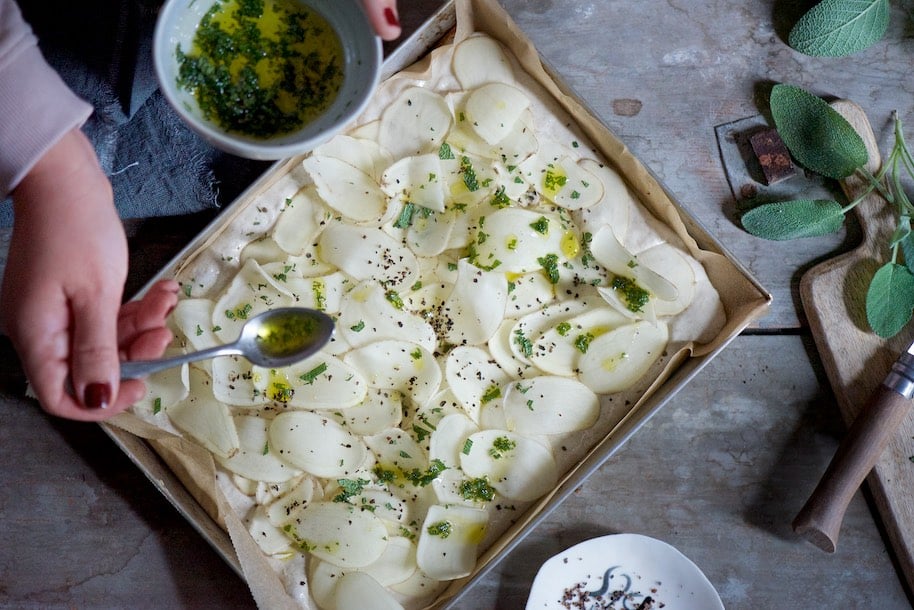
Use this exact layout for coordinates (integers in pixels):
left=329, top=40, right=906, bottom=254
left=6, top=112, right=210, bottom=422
left=272, top=186, right=327, bottom=256
left=589, top=225, right=677, bottom=302
left=452, top=35, right=515, bottom=89
left=576, top=158, right=634, bottom=239
left=251, top=354, right=368, bottom=410
left=359, top=536, right=417, bottom=587
left=428, top=413, right=479, bottom=469
left=331, top=571, right=404, bottom=610
left=248, top=505, right=294, bottom=557
left=171, top=298, right=218, bottom=351
left=634, top=242, right=696, bottom=316
left=302, top=156, right=388, bottom=223
left=415, top=504, right=488, bottom=580
left=378, top=87, right=452, bottom=160
left=469, top=208, right=567, bottom=274
left=343, top=340, right=442, bottom=409
left=503, top=376, right=599, bottom=435
left=444, top=346, right=512, bottom=423
left=441, top=259, right=508, bottom=345
left=313, top=134, right=393, bottom=182
left=336, top=388, right=403, bottom=436
left=528, top=306, right=629, bottom=377
left=577, top=320, right=669, bottom=394
left=339, top=281, right=437, bottom=353
left=318, top=223, right=419, bottom=290
left=285, top=500, right=387, bottom=568
left=265, top=476, right=319, bottom=527
left=167, top=367, right=239, bottom=459
left=269, top=412, right=368, bottom=478
left=215, top=415, right=303, bottom=483
left=459, top=430, right=557, bottom=501
left=381, top=154, right=447, bottom=213
left=464, top=83, right=531, bottom=145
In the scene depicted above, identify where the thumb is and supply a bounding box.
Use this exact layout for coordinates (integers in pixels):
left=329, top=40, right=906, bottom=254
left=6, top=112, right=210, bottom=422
left=69, top=290, right=122, bottom=410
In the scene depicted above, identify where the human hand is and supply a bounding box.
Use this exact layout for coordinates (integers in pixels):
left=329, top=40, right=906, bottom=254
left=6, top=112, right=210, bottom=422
left=362, top=0, right=401, bottom=41
left=1, top=128, right=178, bottom=421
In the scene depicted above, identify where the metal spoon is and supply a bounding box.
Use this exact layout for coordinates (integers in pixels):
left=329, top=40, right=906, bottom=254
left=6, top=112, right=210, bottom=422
left=119, top=307, right=335, bottom=379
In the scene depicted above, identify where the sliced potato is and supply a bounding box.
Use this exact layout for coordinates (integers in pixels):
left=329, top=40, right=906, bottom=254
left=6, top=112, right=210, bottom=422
left=576, top=159, right=633, bottom=238
left=589, top=225, right=677, bottom=302
left=503, top=376, right=600, bottom=435
left=528, top=306, right=629, bottom=376
left=302, top=155, right=388, bottom=223
left=313, top=134, right=393, bottom=181
left=318, top=223, right=419, bottom=291
left=452, top=35, right=515, bottom=89
left=269, top=412, right=368, bottom=478
left=285, top=500, right=387, bottom=568
left=247, top=505, right=293, bottom=557
left=464, top=83, right=531, bottom=145
left=251, top=354, right=367, bottom=410
left=378, top=87, right=453, bottom=160
left=272, top=185, right=326, bottom=256
left=343, top=340, right=442, bottom=409
left=469, top=208, right=567, bottom=274
left=444, top=346, right=512, bottom=423
left=167, top=367, right=239, bottom=459
left=633, top=242, right=696, bottom=316
left=215, top=415, right=303, bottom=483
left=336, top=388, right=403, bottom=436
left=338, top=280, right=437, bottom=353
left=171, top=298, right=218, bottom=351
left=265, top=476, right=318, bottom=527
left=459, top=429, right=557, bottom=502
left=359, top=536, right=417, bottom=587
left=441, top=259, right=508, bottom=346
left=331, top=571, right=405, bottom=610
left=415, top=504, right=488, bottom=580
left=577, top=320, right=669, bottom=394
left=428, top=413, right=479, bottom=469
left=381, top=153, right=447, bottom=213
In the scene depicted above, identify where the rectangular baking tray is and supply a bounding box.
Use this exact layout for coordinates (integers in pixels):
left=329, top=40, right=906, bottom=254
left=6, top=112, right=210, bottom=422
left=102, top=1, right=770, bottom=606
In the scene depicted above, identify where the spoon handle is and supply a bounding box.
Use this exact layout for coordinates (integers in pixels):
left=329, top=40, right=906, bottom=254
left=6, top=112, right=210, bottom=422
left=120, top=344, right=244, bottom=379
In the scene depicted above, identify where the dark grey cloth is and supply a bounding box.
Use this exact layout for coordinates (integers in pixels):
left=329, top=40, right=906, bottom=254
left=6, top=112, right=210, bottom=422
left=1, top=0, right=270, bottom=226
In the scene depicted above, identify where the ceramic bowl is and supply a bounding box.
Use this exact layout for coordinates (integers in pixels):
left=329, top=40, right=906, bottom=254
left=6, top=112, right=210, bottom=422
left=153, top=0, right=382, bottom=160
left=526, top=533, right=724, bottom=609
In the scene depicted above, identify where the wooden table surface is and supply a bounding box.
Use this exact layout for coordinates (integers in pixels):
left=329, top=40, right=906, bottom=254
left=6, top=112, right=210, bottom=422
left=2, top=1, right=912, bottom=608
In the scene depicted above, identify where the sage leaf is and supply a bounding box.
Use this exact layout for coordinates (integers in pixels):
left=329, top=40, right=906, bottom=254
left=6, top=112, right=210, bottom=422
left=788, top=0, right=889, bottom=57
left=770, top=84, right=868, bottom=179
left=866, top=262, right=914, bottom=338
left=741, top=199, right=845, bottom=240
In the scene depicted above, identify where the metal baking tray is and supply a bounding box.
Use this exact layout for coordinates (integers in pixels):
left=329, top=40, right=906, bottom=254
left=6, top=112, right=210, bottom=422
left=102, top=1, right=770, bottom=606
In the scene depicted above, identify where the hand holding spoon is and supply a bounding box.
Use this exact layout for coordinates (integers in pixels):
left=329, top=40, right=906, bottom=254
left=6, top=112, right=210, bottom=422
left=120, top=307, right=334, bottom=379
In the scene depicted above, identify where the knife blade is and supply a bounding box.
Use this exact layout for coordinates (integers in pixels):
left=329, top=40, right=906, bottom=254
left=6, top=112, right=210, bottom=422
left=792, top=340, right=914, bottom=552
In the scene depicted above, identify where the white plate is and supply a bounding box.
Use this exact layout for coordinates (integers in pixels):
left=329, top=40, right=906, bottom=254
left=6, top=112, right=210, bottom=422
left=525, top=533, right=724, bottom=609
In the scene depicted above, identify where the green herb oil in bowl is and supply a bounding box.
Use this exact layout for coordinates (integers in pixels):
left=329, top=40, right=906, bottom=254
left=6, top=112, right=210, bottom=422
left=175, top=0, right=344, bottom=139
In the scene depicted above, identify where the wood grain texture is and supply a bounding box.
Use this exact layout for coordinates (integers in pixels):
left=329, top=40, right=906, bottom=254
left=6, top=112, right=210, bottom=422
left=799, top=100, right=914, bottom=592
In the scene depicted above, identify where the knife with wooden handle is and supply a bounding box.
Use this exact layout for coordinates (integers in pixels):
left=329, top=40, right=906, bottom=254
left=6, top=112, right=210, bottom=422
left=793, top=347, right=914, bottom=552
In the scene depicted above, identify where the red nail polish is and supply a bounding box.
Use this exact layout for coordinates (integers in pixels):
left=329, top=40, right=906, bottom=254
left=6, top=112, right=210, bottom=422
left=84, top=383, right=111, bottom=409
left=384, top=7, right=399, bottom=28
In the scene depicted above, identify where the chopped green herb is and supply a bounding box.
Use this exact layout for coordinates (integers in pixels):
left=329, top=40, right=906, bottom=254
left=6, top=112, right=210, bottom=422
left=460, top=477, right=495, bottom=502
left=513, top=329, right=533, bottom=358
left=481, top=384, right=501, bottom=404
left=529, top=216, right=550, bottom=234
left=574, top=333, right=594, bottom=354
left=299, top=362, right=328, bottom=384
left=462, top=439, right=474, bottom=455
left=385, top=290, right=404, bottom=310
left=537, top=253, right=560, bottom=284
left=393, top=202, right=416, bottom=229
left=556, top=321, right=572, bottom=336
left=427, top=520, right=453, bottom=538
left=460, top=156, right=479, bottom=191
left=350, top=320, right=366, bottom=332
left=152, top=397, right=162, bottom=415
left=333, top=477, right=370, bottom=503
left=438, top=142, right=455, bottom=159
left=611, top=276, right=651, bottom=313
left=489, top=436, right=517, bottom=459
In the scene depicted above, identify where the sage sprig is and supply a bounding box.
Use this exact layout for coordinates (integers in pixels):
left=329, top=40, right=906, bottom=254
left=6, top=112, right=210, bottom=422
left=788, top=0, right=890, bottom=57
left=741, top=84, right=914, bottom=338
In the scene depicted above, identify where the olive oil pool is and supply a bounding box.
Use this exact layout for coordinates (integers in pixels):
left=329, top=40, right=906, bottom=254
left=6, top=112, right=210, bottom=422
left=175, top=0, right=344, bottom=139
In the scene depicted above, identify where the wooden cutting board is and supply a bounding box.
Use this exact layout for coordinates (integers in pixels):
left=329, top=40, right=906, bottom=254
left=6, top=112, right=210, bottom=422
left=800, top=100, right=914, bottom=591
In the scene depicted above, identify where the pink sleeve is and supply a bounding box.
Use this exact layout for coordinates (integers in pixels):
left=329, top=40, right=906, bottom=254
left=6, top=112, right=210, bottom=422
left=0, top=0, right=93, bottom=196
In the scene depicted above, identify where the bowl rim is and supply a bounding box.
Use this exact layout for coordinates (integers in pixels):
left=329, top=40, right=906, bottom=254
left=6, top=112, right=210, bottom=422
left=152, top=0, right=383, bottom=160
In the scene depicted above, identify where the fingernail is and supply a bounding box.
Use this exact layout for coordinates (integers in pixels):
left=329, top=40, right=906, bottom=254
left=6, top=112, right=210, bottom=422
left=84, top=383, right=112, bottom=409
left=384, top=7, right=399, bottom=27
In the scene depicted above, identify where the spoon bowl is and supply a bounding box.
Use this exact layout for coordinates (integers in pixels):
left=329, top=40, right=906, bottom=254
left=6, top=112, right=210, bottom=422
left=120, top=307, right=334, bottom=379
